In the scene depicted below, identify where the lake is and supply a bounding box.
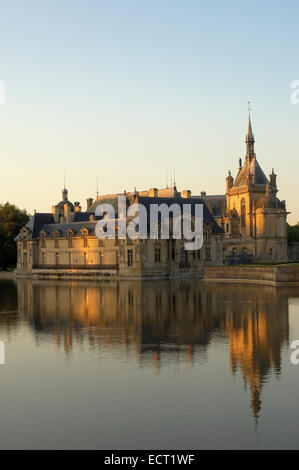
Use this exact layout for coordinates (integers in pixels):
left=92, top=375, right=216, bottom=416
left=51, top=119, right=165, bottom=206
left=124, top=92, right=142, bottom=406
left=0, top=278, right=298, bottom=449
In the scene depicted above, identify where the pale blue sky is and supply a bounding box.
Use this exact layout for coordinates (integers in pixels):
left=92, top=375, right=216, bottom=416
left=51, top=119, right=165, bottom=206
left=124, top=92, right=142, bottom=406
left=0, top=0, right=299, bottom=222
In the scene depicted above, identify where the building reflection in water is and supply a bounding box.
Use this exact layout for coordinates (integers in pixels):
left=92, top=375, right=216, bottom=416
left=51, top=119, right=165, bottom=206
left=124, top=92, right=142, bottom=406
left=15, top=279, right=294, bottom=424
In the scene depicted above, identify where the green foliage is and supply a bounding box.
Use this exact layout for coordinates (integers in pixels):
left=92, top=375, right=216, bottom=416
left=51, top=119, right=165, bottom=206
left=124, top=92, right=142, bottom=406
left=287, top=222, right=299, bottom=243
left=0, top=203, right=30, bottom=269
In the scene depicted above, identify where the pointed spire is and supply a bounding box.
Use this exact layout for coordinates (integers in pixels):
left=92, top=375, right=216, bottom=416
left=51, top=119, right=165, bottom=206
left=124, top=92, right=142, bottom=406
left=245, top=103, right=255, bottom=162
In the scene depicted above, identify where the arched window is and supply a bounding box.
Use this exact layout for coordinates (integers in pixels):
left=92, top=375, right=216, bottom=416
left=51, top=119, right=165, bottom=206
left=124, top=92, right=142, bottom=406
left=241, top=198, right=246, bottom=227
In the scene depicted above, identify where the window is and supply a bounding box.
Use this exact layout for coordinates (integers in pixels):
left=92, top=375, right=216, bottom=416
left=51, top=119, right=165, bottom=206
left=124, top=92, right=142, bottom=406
left=226, top=223, right=229, bottom=233
left=23, top=252, right=27, bottom=265
left=55, top=253, right=59, bottom=265
left=197, top=249, right=201, bottom=259
left=155, top=248, right=161, bottom=262
left=99, top=252, right=103, bottom=265
left=67, top=231, right=73, bottom=248
left=54, top=232, right=59, bottom=248
left=84, top=252, right=88, bottom=265
left=206, top=247, right=211, bottom=261
left=241, top=198, right=246, bottom=228
left=127, top=249, right=133, bottom=267
left=99, top=238, right=104, bottom=247
left=40, top=233, right=45, bottom=248
left=42, top=252, right=45, bottom=265
left=69, top=253, right=72, bottom=265
left=83, top=231, right=88, bottom=247
left=171, top=239, right=176, bottom=260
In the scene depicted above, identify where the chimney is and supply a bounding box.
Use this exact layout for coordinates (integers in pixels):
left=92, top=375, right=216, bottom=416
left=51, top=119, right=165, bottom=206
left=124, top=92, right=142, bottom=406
left=74, top=201, right=81, bottom=213
left=64, top=203, right=71, bottom=223
left=52, top=205, right=60, bottom=223
left=182, top=190, right=191, bottom=199
left=86, top=198, right=94, bottom=210
left=200, top=191, right=207, bottom=197
left=149, top=188, right=158, bottom=197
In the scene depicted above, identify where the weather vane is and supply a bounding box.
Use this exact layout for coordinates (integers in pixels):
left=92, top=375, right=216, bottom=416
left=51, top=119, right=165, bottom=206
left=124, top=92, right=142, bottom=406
left=247, top=101, right=252, bottom=114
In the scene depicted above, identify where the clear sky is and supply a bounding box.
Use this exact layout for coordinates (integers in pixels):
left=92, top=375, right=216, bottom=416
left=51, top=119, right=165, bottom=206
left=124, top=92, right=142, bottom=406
left=0, top=0, right=299, bottom=222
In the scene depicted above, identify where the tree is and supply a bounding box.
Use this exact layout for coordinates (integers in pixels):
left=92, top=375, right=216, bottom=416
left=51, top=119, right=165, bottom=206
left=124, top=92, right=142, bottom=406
left=287, top=222, right=299, bottom=243
left=0, top=203, right=30, bottom=270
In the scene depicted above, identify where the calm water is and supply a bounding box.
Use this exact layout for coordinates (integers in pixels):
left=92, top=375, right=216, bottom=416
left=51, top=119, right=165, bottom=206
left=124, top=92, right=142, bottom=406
left=0, top=278, right=299, bottom=449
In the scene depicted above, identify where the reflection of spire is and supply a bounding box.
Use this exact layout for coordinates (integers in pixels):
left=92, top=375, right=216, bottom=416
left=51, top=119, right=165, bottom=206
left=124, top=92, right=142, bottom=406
left=251, top=382, right=262, bottom=429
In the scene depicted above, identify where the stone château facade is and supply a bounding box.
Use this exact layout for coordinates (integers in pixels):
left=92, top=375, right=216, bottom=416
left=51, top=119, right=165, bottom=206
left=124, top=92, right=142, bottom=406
left=15, top=115, right=288, bottom=279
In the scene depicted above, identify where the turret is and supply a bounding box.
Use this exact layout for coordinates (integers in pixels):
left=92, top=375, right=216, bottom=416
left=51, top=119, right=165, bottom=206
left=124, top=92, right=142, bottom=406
left=269, top=168, right=278, bottom=195
left=226, top=170, right=234, bottom=191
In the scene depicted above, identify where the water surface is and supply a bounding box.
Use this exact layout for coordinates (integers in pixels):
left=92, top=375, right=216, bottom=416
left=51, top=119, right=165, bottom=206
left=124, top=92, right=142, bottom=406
left=0, top=279, right=298, bottom=449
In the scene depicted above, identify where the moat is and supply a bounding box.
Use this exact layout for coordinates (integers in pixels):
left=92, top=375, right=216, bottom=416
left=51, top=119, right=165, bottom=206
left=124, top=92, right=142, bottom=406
left=0, top=278, right=299, bottom=449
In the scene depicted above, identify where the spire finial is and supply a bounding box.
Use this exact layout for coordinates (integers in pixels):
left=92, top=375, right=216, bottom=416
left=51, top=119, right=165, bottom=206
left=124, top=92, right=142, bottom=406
left=96, top=174, right=99, bottom=198
left=247, top=101, right=252, bottom=115
left=64, top=169, right=66, bottom=190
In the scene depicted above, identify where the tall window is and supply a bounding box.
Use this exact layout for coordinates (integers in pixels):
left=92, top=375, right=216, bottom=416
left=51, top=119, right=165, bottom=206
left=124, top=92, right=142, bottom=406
left=206, top=247, right=211, bottom=261
left=42, top=252, right=46, bottom=265
left=241, top=198, right=246, bottom=228
left=67, top=231, right=73, bottom=248
left=84, top=252, right=88, bottom=265
left=40, top=232, right=45, bottom=248
left=55, top=253, right=59, bottom=265
left=83, top=231, right=88, bottom=247
left=127, top=249, right=133, bottom=267
left=171, top=240, right=176, bottom=260
left=54, top=232, right=59, bottom=248
left=155, top=248, right=161, bottom=262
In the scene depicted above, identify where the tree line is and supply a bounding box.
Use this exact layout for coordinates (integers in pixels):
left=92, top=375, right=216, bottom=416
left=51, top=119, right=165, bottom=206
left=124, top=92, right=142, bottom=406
left=0, top=203, right=30, bottom=270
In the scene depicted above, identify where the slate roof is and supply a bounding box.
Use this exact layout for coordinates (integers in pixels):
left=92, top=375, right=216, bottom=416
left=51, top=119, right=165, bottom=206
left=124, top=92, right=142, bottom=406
left=234, top=157, right=268, bottom=187
left=41, top=221, right=98, bottom=237
left=16, top=193, right=223, bottom=241
left=15, top=213, right=54, bottom=240
left=137, top=196, right=223, bottom=234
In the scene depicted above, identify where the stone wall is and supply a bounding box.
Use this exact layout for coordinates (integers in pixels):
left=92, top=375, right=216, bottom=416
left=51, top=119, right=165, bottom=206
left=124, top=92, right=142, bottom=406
left=204, top=265, right=299, bottom=286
